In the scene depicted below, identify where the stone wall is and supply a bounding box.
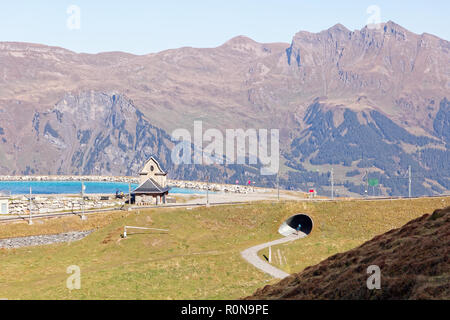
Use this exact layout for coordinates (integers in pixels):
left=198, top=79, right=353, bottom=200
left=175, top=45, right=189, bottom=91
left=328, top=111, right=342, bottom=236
left=168, top=180, right=268, bottom=194
left=0, top=175, right=138, bottom=183
left=0, top=176, right=270, bottom=197
left=7, top=196, right=125, bottom=215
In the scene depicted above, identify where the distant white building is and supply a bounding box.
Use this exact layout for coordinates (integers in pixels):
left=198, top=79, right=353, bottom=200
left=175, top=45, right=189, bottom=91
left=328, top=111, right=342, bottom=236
left=0, top=193, right=9, bottom=215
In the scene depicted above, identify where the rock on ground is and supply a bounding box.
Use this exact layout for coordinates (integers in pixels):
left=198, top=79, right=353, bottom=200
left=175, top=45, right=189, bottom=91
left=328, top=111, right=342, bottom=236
left=0, top=231, right=93, bottom=249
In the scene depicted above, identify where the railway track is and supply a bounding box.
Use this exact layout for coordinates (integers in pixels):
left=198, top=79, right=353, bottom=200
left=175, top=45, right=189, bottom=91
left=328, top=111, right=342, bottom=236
left=0, top=194, right=448, bottom=224
left=0, top=201, right=250, bottom=224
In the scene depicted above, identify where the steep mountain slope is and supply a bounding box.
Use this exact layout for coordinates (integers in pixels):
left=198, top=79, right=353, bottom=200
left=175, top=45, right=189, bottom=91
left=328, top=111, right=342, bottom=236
left=285, top=100, right=449, bottom=196
left=286, top=22, right=449, bottom=124
left=246, top=206, right=450, bottom=300
left=31, top=91, right=174, bottom=175
left=0, top=21, right=448, bottom=195
left=5, top=90, right=269, bottom=185
left=1, top=21, right=448, bottom=133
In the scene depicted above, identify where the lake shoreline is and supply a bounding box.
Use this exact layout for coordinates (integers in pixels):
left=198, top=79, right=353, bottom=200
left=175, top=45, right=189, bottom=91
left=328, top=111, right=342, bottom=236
left=0, top=175, right=138, bottom=183
left=0, top=175, right=271, bottom=195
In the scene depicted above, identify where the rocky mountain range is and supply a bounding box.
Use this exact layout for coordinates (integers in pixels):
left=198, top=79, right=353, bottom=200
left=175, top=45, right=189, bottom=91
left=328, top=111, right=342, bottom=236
left=0, top=21, right=448, bottom=196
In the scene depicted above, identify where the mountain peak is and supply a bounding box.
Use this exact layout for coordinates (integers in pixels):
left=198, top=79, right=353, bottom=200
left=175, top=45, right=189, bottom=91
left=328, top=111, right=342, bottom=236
left=385, top=20, right=405, bottom=29
left=327, top=23, right=350, bottom=33
left=382, top=20, right=409, bottom=33
left=223, top=35, right=258, bottom=46
left=360, top=20, right=410, bottom=36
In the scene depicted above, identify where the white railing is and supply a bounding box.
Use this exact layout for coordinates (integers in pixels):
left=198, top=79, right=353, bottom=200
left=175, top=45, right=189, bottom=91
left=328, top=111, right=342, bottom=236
left=123, top=226, right=169, bottom=238
left=0, top=190, right=11, bottom=197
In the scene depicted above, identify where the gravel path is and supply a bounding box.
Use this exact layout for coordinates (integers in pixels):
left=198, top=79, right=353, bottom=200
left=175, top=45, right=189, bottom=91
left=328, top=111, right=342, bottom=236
left=241, top=233, right=306, bottom=279
left=0, top=231, right=94, bottom=249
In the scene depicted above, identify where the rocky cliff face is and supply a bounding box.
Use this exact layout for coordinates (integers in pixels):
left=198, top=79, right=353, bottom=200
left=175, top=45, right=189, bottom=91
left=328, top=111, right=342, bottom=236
left=32, top=91, right=174, bottom=176
left=18, top=91, right=268, bottom=186
left=433, top=98, right=450, bottom=145
left=285, top=21, right=449, bottom=129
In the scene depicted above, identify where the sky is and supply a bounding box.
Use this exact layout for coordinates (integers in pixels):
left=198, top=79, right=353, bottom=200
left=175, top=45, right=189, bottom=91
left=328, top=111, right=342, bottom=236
left=0, top=0, right=448, bottom=55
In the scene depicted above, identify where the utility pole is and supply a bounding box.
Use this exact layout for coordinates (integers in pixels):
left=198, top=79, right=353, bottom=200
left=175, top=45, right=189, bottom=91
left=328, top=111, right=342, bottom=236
left=81, top=181, right=86, bottom=220
left=277, top=174, right=280, bottom=201
left=408, top=165, right=412, bottom=198
left=331, top=168, right=334, bottom=200
left=128, top=182, right=131, bottom=206
left=206, top=175, right=210, bottom=206
left=28, top=186, right=33, bottom=225
left=365, top=170, right=369, bottom=198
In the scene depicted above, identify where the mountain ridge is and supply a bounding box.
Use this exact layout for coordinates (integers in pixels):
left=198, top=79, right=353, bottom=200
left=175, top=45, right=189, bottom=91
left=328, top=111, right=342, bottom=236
left=0, top=21, right=448, bottom=196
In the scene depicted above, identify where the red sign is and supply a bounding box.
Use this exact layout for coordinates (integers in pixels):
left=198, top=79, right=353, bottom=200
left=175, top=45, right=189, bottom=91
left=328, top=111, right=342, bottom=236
left=309, top=189, right=315, bottom=193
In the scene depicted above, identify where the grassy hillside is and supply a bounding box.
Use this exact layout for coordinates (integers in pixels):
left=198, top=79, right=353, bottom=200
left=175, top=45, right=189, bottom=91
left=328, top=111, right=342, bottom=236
left=0, top=197, right=449, bottom=299
left=249, top=206, right=450, bottom=299
left=258, top=197, right=450, bottom=275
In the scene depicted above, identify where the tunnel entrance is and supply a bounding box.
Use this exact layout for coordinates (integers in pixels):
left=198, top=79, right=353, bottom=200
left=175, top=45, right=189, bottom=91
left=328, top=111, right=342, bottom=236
left=278, top=214, right=314, bottom=237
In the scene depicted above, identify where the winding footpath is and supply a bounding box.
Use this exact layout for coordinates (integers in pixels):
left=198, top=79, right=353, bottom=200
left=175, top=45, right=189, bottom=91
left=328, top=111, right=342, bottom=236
left=241, top=232, right=307, bottom=279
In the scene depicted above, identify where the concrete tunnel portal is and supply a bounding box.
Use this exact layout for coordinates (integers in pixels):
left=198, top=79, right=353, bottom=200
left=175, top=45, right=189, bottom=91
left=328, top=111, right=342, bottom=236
left=278, top=214, right=314, bottom=237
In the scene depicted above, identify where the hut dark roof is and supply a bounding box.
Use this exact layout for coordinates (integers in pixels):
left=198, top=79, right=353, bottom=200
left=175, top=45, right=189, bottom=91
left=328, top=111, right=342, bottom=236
left=132, top=178, right=170, bottom=195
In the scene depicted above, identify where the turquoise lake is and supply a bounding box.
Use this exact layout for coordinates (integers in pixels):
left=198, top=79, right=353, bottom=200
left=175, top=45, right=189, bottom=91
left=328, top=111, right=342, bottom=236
left=0, top=181, right=208, bottom=195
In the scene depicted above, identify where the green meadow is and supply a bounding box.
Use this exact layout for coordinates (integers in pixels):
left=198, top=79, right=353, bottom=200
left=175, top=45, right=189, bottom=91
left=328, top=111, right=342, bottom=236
left=0, top=197, right=448, bottom=299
